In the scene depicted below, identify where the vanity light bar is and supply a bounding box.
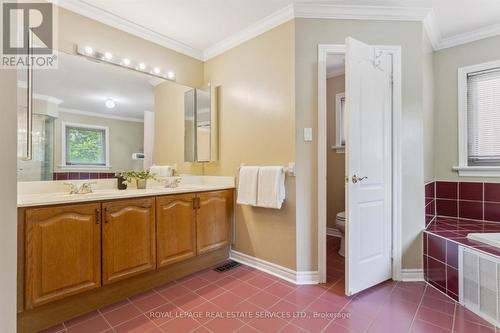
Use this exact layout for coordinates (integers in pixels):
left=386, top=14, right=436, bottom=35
left=76, top=45, right=176, bottom=82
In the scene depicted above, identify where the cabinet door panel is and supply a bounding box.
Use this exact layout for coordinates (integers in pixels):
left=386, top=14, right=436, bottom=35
left=197, top=190, right=233, bottom=254
left=156, top=194, right=196, bottom=267
left=102, top=198, right=156, bottom=285
left=25, top=203, right=101, bottom=309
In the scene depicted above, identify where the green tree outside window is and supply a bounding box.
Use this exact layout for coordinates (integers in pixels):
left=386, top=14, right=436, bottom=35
left=66, top=126, right=106, bottom=165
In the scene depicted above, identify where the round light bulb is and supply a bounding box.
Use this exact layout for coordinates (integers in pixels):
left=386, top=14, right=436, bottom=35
left=122, top=58, right=131, bottom=66
left=153, top=67, right=161, bottom=74
left=84, top=46, right=93, bottom=55
left=166, top=71, right=175, bottom=80
left=105, top=99, right=116, bottom=109
left=138, top=63, right=146, bottom=70
left=104, top=52, right=113, bottom=60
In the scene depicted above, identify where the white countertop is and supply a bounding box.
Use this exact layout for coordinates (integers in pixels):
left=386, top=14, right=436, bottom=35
left=18, top=176, right=235, bottom=207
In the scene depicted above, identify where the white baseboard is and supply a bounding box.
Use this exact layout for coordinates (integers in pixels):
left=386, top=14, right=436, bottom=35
left=400, top=268, right=424, bottom=282
left=229, top=250, right=319, bottom=285
left=296, top=270, right=320, bottom=284
left=327, top=227, right=342, bottom=238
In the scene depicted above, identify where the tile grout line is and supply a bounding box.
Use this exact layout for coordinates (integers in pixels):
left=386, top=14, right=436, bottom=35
left=406, top=281, right=428, bottom=332
left=96, top=308, right=116, bottom=333
left=451, top=301, right=457, bottom=332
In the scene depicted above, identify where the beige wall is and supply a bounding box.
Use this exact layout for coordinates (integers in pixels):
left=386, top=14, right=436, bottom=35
left=54, top=112, right=144, bottom=173
left=203, top=21, right=297, bottom=269
left=434, top=35, right=500, bottom=183
left=423, top=30, right=435, bottom=183
left=56, top=7, right=204, bottom=88
left=295, top=18, right=426, bottom=270
left=0, top=69, right=18, bottom=332
left=326, top=75, right=345, bottom=229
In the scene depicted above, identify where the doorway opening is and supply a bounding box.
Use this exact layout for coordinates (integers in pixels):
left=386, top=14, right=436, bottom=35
left=318, top=40, right=403, bottom=296
left=325, top=53, right=347, bottom=290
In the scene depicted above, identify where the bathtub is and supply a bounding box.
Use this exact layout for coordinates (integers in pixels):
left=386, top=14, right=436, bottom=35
left=467, top=233, right=500, bottom=249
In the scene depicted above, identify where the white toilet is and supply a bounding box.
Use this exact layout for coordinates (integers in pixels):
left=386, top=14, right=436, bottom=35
left=335, top=211, right=346, bottom=257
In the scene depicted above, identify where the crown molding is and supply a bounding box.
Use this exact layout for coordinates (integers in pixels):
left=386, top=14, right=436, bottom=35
left=53, top=1, right=500, bottom=60
left=55, top=0, right=204, bottom=60
left=422, top=10, right=441, bottom=50
left=436, top=22, right=500, bottom=51
left=294, top=3, right=431, bottom=21
left=203, top=4, right=294, bottom=61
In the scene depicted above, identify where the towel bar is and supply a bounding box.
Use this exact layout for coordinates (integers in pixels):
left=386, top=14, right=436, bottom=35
left=237, top=163, right=295, bottom=177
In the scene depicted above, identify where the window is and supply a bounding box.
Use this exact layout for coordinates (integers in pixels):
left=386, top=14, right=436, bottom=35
left=457, top=60, right=500, bottom=176
left=61, top=122, right=110, bottom=168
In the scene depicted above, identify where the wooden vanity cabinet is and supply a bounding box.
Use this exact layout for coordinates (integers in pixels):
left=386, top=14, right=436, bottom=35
left=24, top=203, right=101, bottom=310
left=20, top=189, right=233, bottom=321
left=196, top=190, right=233, bottom=254
left=102, top=197, right=156, bottom=285
left=156, top=194, right=197, bottom=267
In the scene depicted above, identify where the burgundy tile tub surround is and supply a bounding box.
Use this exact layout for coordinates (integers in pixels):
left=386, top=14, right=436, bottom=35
left=423, top=180, right=500, bottom=302
left=53, top=172, right=115, bottom=181
left=432, top=181, right=500, bottom=222
left=425, top=181, right=436, bottom=226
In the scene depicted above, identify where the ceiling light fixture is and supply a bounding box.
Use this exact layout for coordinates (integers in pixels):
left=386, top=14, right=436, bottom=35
left=105, top=99, right=116, bottom=109
left=84, top=46, right=94, bottom=55
left=76, top=45, right=176, bottom=82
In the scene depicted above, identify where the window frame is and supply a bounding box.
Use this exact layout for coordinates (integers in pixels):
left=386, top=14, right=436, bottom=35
left=456, top=59, right=500, bottom=177
left=60, top=122, right=111, bottom=169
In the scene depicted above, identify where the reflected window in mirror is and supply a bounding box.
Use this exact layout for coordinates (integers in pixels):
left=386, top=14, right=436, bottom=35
left=62, top=122, right=109, bottom=168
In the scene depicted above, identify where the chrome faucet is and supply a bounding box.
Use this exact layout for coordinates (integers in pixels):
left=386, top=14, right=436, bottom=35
left=64, top=181, right=96, bottom=194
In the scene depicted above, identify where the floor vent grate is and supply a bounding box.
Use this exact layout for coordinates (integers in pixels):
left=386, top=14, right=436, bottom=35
left=214, top=261, right=241, bottom=272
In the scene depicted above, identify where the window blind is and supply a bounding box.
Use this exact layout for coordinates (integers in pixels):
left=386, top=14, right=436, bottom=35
left=467, top=68, right=500, bottom=165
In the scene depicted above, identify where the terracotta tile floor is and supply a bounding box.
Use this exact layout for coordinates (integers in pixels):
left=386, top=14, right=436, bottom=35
left=40, top=237, right=498, bottom=333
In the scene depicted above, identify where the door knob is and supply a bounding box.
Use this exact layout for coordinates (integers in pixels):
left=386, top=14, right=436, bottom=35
left=352, top=175, right=368, bottom=183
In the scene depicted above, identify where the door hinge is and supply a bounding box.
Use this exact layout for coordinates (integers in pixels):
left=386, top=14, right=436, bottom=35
left=95, top=209, right=100, bottom=224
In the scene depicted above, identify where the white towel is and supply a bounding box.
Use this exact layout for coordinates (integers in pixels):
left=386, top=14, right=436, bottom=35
left=237, top=166, right=259, bottom=206
left=150, top=165, right=173, bottom=177
left=257, top=166, right=286, bottom=209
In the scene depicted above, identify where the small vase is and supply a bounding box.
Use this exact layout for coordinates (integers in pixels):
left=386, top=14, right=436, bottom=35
left=136, top=179, right=147, bottom=189
left=116, top=176, right=127, bottom=190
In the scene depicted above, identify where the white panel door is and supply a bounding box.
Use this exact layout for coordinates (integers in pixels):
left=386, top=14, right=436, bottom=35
left=345, top=37, right=393, bottom=295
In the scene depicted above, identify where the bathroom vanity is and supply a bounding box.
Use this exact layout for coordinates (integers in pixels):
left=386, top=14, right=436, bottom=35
left=17, top=181, right=234, bottom=333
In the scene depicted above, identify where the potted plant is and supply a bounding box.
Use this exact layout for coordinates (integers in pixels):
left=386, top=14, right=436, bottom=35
left=121, top=170, right=155, bottom=190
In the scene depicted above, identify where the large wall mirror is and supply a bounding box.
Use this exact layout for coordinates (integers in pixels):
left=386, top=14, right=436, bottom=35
left=17, top=48, right=218, bottom=182
left=17, top=51, right=155, bottom=181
